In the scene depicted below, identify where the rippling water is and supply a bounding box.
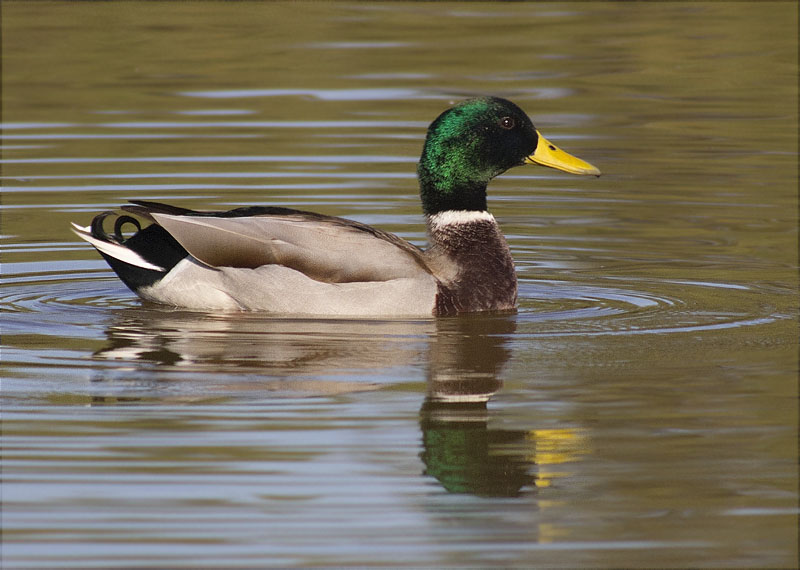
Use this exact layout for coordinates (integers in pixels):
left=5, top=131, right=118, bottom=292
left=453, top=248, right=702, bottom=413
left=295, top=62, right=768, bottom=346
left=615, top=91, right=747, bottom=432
left=2, top=2, right=798, bottom=568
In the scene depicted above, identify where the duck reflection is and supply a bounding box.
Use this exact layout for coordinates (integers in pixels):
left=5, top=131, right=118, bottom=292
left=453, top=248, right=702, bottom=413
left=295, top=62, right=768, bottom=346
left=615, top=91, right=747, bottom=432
left=92, top=306, right=434, bottom=394
left=420, top=315, right=537, bottom=497
left=92, top=307, right=551, bottom=497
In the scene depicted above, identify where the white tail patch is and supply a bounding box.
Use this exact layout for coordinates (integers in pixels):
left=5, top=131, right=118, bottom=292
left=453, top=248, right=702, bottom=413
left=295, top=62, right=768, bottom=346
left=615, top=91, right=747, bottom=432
left=71, top=222, right=165, bottom=271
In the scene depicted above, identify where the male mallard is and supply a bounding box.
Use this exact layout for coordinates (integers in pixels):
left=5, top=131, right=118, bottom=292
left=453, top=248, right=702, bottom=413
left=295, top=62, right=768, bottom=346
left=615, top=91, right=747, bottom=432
left=72, top=97, right=599, bottom=316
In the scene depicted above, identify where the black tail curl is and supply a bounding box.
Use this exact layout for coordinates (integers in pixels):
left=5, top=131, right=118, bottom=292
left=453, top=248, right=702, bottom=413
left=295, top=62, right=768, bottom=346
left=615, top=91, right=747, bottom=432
left=88, top=208, right=189, bottom=292
left=90, top=211, right=143, bottom=244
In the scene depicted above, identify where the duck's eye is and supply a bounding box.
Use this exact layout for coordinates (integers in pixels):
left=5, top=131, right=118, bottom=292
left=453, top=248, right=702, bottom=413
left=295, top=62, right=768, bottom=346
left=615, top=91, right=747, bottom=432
left=500, top=116, right=515, bottom=130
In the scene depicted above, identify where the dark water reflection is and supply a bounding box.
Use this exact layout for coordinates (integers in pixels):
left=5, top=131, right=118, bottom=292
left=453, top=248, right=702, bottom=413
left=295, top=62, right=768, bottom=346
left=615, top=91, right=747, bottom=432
left=90, top=308, right=535, bottom=498
left=421, top=316, right=534, bottom=497
left=95, top=307, right=537, bottom=497
left=420, top=399, right=537, bottom=498
left=2, top=1, right=798, bottom=568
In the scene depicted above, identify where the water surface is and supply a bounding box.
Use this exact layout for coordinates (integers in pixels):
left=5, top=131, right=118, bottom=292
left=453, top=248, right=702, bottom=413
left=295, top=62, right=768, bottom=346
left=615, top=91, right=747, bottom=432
left=2, top=2, right=798, bottom=568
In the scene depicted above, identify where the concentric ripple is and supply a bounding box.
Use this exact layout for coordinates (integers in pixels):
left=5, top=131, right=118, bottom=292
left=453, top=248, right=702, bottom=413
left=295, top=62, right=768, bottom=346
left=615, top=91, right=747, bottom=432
left=1, top=263, right=788, bottom=341
left=516, top=277, right=787, bottom=336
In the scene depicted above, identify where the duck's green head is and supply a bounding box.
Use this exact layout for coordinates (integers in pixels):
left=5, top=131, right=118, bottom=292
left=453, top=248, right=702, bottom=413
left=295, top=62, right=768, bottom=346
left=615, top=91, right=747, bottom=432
left=417, top=96, right=600, bottom=215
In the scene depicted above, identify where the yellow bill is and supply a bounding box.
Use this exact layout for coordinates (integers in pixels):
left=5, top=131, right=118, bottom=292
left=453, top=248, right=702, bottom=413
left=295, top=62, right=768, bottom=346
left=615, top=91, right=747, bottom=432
left=524, top=130, right=601, bottom=176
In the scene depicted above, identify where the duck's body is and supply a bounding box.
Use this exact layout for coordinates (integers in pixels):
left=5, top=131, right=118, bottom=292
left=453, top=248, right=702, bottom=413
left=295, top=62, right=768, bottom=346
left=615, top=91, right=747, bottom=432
left=72, top=97, right=599, bottom=317
left=72, top=203, right=514, bottom=316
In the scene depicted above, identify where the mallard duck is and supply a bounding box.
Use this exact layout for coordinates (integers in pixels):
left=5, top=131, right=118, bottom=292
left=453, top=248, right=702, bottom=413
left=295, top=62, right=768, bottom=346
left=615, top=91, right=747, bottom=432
left=72, top=96, right=599, bottom=316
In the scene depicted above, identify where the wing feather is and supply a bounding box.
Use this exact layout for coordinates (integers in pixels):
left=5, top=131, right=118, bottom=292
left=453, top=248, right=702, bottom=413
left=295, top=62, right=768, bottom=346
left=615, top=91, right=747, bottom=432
left=151, top=212, right=431, bottom=283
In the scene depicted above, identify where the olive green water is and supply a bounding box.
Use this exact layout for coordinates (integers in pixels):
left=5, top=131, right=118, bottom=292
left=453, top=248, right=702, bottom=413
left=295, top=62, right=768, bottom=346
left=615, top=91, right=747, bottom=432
left=1, top=2, right=798, bottom=568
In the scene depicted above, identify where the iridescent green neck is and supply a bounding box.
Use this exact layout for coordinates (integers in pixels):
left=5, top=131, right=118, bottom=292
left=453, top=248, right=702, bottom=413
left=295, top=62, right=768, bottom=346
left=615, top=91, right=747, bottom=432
left=417, top=163, right=489, bottom=215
